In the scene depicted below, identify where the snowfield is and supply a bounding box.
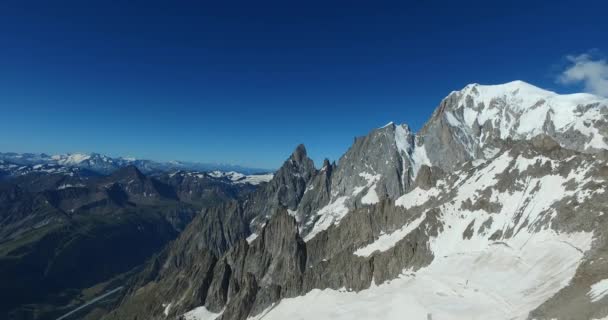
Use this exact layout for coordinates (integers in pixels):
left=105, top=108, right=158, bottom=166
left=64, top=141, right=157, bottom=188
left=248, top=230, right=590, bottom=320
left=183, top=306, right=222, bottom=320
left=354, top=212, right=427, bottom=257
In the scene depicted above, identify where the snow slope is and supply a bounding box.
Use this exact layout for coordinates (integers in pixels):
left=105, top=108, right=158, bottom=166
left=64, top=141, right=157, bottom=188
left=183, top=306, right=222, bottom=320
left=250, top=231, right=587, bottom=320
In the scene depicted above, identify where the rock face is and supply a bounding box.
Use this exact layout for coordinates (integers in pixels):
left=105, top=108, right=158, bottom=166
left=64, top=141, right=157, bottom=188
left=104, top=81, right=608, bottom=320
left=101, top=145, right=317, bottom=320
left=244, top=144, right=316, bottom=231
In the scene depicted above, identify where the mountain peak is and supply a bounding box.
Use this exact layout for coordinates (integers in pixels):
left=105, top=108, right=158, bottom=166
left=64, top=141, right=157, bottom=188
left=110, top=164, right=145, bottom=180
left=425, top=80, right=608, bottom=164
left=321, top=158, right=331, bottom=169
left=460, top=80, right=555, bottom=103
left=456, top=80, right=608, bottom=109
left=464, top=79, right=540, bottom=90
left=381, top=121, right=395, bottom=128
left=271, top=144, right=314, bottom=177
left=291, top=144, right=308, bottom=163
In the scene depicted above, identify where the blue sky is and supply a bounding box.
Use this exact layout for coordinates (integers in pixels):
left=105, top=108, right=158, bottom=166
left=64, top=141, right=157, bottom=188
left=0, top=0, right=606, bottom=169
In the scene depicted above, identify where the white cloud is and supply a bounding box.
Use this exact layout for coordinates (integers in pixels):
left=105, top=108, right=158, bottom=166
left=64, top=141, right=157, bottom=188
left=558, top=53, right=608, bottom=97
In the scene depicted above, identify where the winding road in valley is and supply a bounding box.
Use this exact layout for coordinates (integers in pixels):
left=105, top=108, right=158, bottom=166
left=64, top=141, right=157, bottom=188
left=56, top=286, right=124, bottom=320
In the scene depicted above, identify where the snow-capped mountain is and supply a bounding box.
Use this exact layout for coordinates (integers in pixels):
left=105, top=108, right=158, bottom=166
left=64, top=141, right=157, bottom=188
left=247, top=138, right=603, bottom=320
left=99, top=81, right=608, bottom=320
left=0, top=152, right=271, bottom=175
left=430, top=80, right=608, bottom=161
left=292, top=81, right=608, bottom=240
left=0, top=159, right=98, bottom=178
left=206, top=171, right=274, bottom=185
left=165, top=170, right=274, bottom=186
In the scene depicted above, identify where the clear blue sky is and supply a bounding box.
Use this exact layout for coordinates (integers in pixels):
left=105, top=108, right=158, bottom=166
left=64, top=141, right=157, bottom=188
left=0, top=0, right=606, bottom=169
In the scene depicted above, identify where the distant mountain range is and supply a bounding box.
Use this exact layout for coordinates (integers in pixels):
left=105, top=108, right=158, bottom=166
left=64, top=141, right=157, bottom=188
left=0, top=152, right=272, bottom=176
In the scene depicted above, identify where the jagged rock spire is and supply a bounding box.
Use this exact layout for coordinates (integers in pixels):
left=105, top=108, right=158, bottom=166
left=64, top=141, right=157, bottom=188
left=291, top=144, right=308, bottom=163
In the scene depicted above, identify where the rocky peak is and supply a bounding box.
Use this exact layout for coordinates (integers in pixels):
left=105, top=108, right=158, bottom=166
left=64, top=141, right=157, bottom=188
left=243, top=144, right=316, bottom=231
left=104, top=165, right=179, bottom=202
left=275, top=144, right=315, bottom=180
left=321, top=158, right=331, bottom=170
left=295, top=124, right=420, bottom=240
left=291, top=144, right=308, bottom=163
left=109, top=165, right=145, bottom=181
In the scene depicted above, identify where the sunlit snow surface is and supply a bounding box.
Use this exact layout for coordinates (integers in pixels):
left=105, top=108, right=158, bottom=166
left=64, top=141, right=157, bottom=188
left=394, top=123, right=432, bottom=178
left=208, top=171, right=274, bottom=185
left=303, top=172, right=383, bottom=241
left=589, top=279, right=608, bottom=303
left=354, top=212, right=427, bottom=257
left=250, top=231, right=590, bottom=320
left=303, top=196, right=349, bottom=241
left=449, top=81, right=608, bottom=151
left=183, top=306, right=222, bottom=320
left=358, top=172, right=381, bottom=205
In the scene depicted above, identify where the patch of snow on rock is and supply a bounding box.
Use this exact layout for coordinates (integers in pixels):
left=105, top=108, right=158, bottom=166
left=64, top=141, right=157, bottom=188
left=395, top=186, right=441, bottom=209
left=162, top=303, right=172, bottom=316
left=354, top=212, right=427, bottom=257
left=246, top=233, right=259, bottom=244
left=304, top=196, right=349, bottom=241
left=357, top=172, right=381, bottom=205
left=588, top=279, right=608, bottom=302
left=410, top=141, right=432, bottom=176
left=183, top=306, right=223, bottom=320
